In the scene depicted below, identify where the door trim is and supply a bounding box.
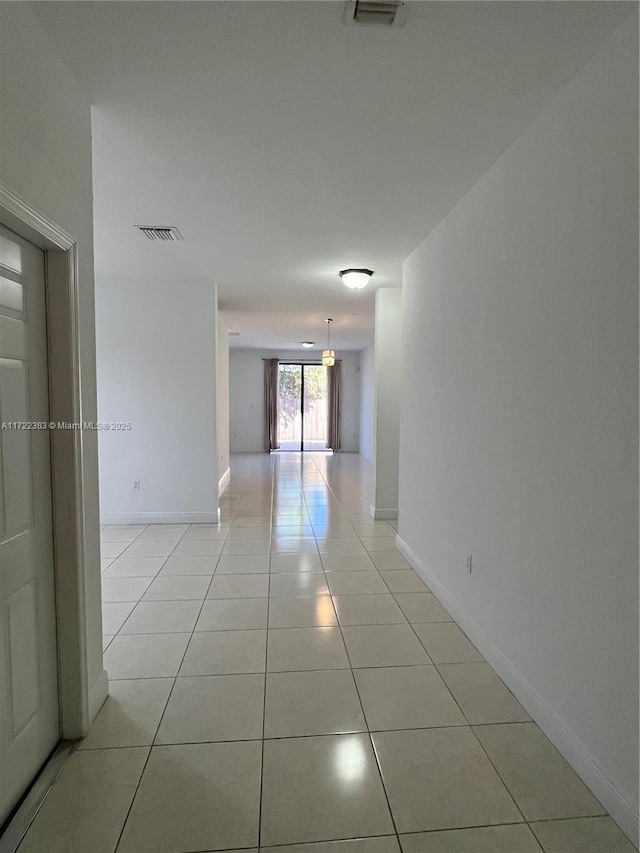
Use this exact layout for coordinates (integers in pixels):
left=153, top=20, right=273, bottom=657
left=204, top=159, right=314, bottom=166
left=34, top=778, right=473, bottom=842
left=301, top=363, right=305, bottom=452
left=0, top=183, right=94, bottom=739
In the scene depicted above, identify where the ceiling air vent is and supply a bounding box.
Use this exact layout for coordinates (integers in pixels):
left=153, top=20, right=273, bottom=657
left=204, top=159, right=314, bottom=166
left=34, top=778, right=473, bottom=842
left=136, top=226, right=182, bottom=242
left=349, top=0, right=405, bottom=26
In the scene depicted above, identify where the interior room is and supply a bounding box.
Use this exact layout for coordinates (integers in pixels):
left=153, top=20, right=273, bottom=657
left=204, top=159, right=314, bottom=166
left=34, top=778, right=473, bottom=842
left=0, top=2, right=637, bottom=852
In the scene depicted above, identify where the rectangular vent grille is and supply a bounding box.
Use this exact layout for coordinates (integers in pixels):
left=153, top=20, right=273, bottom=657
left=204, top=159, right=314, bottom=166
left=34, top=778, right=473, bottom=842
left=353, top=1, right=402, bottom=25
left=137, top=226, right=182, bottom=242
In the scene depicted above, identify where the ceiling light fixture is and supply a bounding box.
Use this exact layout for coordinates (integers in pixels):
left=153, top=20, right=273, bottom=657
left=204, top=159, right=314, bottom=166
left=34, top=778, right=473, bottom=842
left=301, top=341, right=314, bottom=349
left=339, top=268, right=373, bottom=289
left=322, top=319, right=335, bottom=367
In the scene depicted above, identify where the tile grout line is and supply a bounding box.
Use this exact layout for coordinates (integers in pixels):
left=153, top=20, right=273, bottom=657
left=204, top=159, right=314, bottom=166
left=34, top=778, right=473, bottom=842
left=316, top=455, right=406, bottom=848
left=256, top=458, right=276, bottom=850
left=319, top=527, right=404, bottom=850
left=105, top=525, right=191, bottom=647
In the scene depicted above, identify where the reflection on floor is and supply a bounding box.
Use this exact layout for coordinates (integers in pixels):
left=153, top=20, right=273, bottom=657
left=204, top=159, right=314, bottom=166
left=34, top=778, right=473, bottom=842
left=276, top=441, right=330, bottom=451
left=16, top=453, right=636, bottom=852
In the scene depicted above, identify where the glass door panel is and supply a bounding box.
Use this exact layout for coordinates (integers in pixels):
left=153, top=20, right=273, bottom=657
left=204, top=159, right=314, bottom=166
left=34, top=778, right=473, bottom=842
left=302, top=364, right=328, bottom=451
left=277, top=363, right=302, bottom=451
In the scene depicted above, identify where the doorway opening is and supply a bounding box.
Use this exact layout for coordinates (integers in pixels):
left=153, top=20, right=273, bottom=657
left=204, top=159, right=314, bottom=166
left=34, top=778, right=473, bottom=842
left=277, top=362, right=330, bottom=451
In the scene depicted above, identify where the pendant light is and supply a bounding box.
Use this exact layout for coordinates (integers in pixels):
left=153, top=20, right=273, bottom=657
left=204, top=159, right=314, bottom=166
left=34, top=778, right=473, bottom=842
left=322, top=318, right=335, bottom=367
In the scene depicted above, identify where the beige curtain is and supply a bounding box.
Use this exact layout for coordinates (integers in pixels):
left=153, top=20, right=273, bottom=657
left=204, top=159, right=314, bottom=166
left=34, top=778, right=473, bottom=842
left=327, top=359, right=341, bottom=451
left=264, top=358, right=279, bottom=451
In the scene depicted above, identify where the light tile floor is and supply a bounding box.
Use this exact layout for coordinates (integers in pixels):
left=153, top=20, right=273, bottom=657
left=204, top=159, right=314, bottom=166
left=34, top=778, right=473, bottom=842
left=16, top=453, right=637, bottom=853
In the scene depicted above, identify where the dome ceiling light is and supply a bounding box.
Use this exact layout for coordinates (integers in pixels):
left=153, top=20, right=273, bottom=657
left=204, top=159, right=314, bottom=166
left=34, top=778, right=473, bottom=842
left=301, top=341, right=315, bottom=349
left=339, top=268, right=374, bottom=289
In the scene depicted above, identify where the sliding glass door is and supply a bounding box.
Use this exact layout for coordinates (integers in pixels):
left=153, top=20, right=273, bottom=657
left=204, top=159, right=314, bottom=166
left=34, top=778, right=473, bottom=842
left=277, top=363, right=329, bottom=451
left=278, top=364, right=302, bottom=451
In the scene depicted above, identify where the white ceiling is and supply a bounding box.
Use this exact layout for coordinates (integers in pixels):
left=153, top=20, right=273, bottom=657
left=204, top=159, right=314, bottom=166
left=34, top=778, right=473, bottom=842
left=31, top=1, right=632, bottom=350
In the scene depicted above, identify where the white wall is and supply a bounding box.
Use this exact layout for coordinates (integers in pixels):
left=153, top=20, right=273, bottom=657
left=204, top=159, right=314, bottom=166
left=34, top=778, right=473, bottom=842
left=217, top=312, right=230, bottom=488
left=399, top=18, right=638, bottom=843
left=372, top=288, right=402, bottom=518
left=96, top=283, right=218, bottom=523
left=0, top=6, right=104, bottom=723
left=229, top=349, right=264, bottom=452
left=230, top=349, right=360, bottom=452
left=358, top=345, right=375, bottom=462
left=336, top=351, right=360, bottom=452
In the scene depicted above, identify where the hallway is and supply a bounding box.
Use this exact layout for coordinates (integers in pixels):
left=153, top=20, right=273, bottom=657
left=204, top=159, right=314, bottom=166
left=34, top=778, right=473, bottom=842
left=16, top=453, right=634, bottom=853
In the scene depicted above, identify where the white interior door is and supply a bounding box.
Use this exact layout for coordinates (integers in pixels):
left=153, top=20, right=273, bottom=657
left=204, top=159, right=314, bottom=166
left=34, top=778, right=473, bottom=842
left=0, top=224, right=59, bottom=825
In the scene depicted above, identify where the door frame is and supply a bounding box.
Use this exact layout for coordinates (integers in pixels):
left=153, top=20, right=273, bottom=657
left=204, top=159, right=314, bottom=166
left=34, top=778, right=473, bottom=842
left=278, top=361, right=329, bottom=452
left=301, top=364, right=306, bottom=451
left=0, top=183, right=93, bottom=739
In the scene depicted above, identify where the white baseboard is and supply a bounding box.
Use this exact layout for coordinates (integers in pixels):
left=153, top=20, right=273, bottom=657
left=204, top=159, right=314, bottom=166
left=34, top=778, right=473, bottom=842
left=369, top=505, right=398, bottom=521
left=87, top=669, right=109, bottom=730
left=100, top=511, right=220, bottom=525
left=218, top=467, right=231, bottom=496
left=395, top=534, right=640, bottom=848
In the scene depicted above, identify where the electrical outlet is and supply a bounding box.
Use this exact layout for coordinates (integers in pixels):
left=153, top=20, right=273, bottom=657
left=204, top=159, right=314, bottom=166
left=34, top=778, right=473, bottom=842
left=133, top=480, right=141, bottom=491
left=466, top=554, right=473, bottom=573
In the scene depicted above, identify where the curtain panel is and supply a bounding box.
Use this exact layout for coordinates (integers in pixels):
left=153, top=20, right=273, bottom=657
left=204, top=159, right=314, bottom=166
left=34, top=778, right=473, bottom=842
left=264, top=358, right=279, bottom=451
left=327, top=359, right=341, bottom=451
